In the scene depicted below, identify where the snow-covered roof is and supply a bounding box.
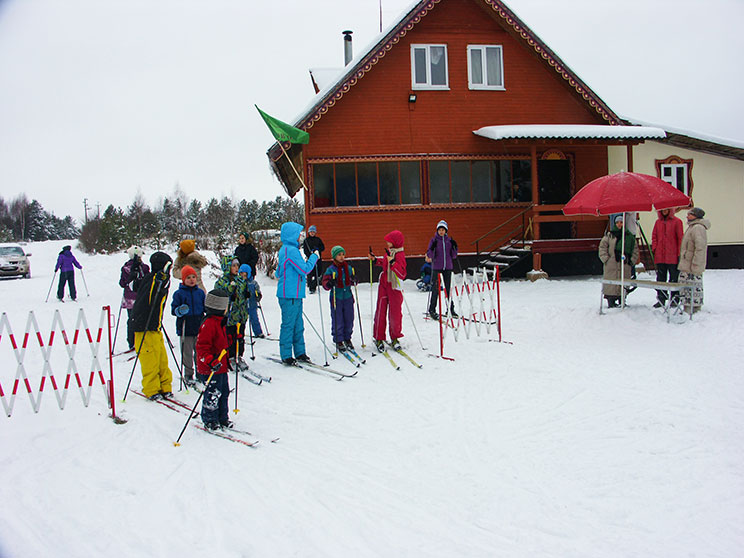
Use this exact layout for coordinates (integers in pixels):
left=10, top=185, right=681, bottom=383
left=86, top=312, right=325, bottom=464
left=309, top=68, right=344, bottom=93
left=473, top=125, right=667, bottom=141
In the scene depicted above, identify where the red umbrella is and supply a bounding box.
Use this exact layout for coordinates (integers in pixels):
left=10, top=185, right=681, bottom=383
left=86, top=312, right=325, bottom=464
left=563, top=172, right=691, bottom=216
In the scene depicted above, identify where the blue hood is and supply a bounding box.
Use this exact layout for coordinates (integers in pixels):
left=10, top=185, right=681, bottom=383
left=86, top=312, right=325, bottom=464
left=280, top=222, right=303, bottom=248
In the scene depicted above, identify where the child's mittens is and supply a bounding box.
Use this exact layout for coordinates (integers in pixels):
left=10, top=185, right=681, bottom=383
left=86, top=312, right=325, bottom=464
left=208, top=357, right=222, bottom=372
left=175, top=304, right=189, bottom=317
left=257, top=292, right=262, bottom=302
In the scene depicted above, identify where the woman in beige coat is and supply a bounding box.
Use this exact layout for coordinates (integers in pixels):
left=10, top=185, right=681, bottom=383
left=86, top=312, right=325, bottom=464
left=172, top=239, right=209, bottom=293
left=678, top=207, right=710, bottom=312
left=598, top=214, right=640, bottom=308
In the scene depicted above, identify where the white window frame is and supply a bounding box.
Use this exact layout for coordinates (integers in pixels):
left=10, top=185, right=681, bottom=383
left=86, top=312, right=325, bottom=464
left=660, top=163, right=689, bottom=195
left=410, top=44, right=449, bottom=90
left=467, top=45, right=505, bottom=90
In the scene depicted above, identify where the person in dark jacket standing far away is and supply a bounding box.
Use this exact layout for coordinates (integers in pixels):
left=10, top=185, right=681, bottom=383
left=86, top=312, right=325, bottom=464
left=651, top=208, right=684, bottom=307
left=234, top=232, right=259, bottom=279
left=425, top=220, right=459, bottom=320
left=119, top=246, right=150, bottom=352
left=130, top=251, right=174, bottom=400
left=302, top=225, right=324, bottom=294
left=55, top=245, right=82, bottom=301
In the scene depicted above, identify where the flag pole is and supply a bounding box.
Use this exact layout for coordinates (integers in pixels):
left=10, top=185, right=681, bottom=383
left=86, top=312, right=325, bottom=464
left=277, top=140, right=308, bottom=191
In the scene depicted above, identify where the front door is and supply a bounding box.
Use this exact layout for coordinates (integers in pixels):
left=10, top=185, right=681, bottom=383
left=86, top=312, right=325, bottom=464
left=538, top=159, right=571, bottom=239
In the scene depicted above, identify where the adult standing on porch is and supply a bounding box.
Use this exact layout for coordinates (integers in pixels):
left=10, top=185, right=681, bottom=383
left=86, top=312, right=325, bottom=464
left=678, top=207, right=710, bottom=313
left=651, top=208, right=684, bottom=307
left=302, top=225, right=325, bottom=294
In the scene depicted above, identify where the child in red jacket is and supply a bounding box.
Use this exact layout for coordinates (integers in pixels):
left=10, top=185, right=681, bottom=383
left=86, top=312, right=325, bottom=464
left=196, top=289, right=232, bottom=430
left=369, top=230, right=407, bottom=351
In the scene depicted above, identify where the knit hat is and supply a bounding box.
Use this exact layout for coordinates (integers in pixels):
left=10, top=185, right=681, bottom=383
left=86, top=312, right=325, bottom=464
left=238, top=264, right=252, bottom=278
left=384, top=230, right=405, bottom=248
left=127, top=245, right=144, bottom=259
left=331, top=245, right=345, bottom=259
left=239, top=232, right=250, bottom=241
left=150, top=251, right=172, bottom=273
left=614, top=214, right=624, bottom=224
left=688, top=207, right=705, bottom=219
left=180, top=265, right=196, bottom=280
left=180, top=239, right=195, bottom=254
left=436, top=220, right=448, bottom=231
left=308, top=225, right=317, bottom=233
left=205, top=289, right=229, bottom=313
left=231, top=258, right=240, bottom=267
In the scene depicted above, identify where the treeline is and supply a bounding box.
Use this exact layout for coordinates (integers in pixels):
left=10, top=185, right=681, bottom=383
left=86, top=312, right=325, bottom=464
left=0, top=194, right=79, bottom=243
left=79, top=190, right=304, bottom=254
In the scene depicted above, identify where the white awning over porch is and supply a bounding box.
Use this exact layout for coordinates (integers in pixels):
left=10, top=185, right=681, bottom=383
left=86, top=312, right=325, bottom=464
left=473, top=124, right=667, bottom=141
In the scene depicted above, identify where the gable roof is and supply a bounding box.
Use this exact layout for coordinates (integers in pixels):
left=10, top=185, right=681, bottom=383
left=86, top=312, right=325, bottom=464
left=294, top=0, right=622, bottom=132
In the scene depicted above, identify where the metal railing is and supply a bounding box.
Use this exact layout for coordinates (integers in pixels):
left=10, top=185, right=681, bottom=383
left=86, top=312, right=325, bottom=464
left=473, top=204, right=534, bottom=257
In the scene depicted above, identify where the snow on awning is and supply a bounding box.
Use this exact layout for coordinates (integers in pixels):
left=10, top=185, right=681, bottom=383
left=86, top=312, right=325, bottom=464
left=473, top=125, right=666, bottom=141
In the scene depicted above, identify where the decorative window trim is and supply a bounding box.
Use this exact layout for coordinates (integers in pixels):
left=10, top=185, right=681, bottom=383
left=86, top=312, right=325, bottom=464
left=655, top=155, right=694, bottom=198
left=410, top=44, right=449, bottom=90
left=467, top=45, right=505, bottom=90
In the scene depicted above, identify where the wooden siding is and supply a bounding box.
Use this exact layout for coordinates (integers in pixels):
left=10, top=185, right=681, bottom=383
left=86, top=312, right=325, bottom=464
left=299, top=0, right=613, bottom=258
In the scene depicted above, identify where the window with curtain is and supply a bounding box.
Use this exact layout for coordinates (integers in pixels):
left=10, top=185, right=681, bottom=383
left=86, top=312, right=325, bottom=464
left=411, top=44, right=449, bottom=89
left=467, top=45, right=504, bottom=90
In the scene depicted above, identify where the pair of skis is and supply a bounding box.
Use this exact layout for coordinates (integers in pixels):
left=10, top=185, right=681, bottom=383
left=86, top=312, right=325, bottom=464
left=265, top=356, right=358, bottom=381
left=377, top=343, right=423, bottom=370
left=333, top=347, right=366, bottom=367
left=132, top=390, right=265, bottom=446
left=240, top=368, right=272, bottom=386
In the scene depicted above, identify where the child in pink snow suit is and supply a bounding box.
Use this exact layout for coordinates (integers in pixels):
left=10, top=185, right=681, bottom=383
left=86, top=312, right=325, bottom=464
left=369, top=230, right=407, bottom=352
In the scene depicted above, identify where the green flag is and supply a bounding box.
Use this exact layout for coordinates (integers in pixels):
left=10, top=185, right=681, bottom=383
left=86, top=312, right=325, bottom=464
left=255, top=105, right=309, bottom=144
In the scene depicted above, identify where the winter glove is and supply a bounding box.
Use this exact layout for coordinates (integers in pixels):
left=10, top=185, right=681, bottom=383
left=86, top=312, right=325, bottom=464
left=155, top=270, right=169, bottom=283
left=208, top=358, right=222, bottom=373
left=175, top=304, right=189, bottom=317
left=257, top=292, right=262, bottom=302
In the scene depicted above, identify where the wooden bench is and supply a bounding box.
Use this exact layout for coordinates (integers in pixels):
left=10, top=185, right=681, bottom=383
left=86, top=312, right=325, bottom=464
left=600, top=278, right=696, bottom=321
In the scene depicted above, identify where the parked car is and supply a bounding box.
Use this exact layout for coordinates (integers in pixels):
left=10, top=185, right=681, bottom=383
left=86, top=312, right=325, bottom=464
left=0, top=243, right=32, bottom=278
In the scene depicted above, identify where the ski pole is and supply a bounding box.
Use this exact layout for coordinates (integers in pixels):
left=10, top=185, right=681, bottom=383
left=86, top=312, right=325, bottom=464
left=80, top=268, right=90, bottom=297
left=368, top=247, right=374, bottom=340
left=302, top=310, right=337, bottom=359
left=161, top=324, right=185, bottom=390
left=174, top=349, right=226, bottom=446
left=401, top=288, right=426, bottom=351
left=123, top=266, right=170, bottom=401
left=257, top=302, right=270, bottom=336
left=111, top=296, right=125, bottom=355
left=315, top=257, right=330, bottom=366
left=351, top=267, right=365, bottom=348
left=45, top=269, right=58, bottom=302
left=247, top=313, right=255, bottom=360
left=234, top=323, right=240, bottom=414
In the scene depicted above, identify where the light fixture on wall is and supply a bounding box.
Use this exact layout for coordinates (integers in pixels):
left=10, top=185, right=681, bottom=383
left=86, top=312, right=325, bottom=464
left=408, top=93, right=417, bottom=103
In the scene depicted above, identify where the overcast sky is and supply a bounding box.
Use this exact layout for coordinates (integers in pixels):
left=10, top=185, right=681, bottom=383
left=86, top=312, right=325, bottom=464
left=1, top=0, right=742, bottom=223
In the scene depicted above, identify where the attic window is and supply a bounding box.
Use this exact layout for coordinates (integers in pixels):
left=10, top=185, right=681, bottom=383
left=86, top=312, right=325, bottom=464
left=411, top=44, right=449, bottom=90
left=467, top=45, right=504, bottom=90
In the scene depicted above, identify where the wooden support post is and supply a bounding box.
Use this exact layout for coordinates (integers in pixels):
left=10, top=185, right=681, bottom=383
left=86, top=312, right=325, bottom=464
left=626, top=143, right=634, bottom=172
left=528, top=146, right=548, bottom=281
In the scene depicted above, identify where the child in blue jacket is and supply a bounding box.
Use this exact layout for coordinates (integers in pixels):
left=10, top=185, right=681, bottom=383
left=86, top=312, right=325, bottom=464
left=275, top=222, right=319, bottom=365
left=171, top=265, right=205, bottom=387
left=239, top=264, right=263, bottom=338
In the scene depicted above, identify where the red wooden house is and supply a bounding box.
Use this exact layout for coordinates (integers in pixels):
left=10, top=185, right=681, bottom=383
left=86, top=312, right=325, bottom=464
left=266, top=0, right=663, bottom=277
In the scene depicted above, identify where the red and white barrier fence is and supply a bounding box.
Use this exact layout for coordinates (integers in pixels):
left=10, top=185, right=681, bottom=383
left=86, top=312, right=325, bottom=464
left=0, top=306, right=118, bottom=420
left=435, top=267, right=503, bottom=359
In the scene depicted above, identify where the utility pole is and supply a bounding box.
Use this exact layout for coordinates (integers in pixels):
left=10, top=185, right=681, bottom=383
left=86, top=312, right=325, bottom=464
left=83, top=198, right=89, bottom=224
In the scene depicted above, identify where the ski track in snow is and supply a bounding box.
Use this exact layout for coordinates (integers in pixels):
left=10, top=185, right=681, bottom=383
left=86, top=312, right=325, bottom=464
left=0, top=240, right=743, bottom=557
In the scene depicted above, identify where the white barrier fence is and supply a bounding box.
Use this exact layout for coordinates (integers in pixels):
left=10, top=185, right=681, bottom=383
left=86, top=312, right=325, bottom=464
left=432, top=267, right=503, bottom=359
left=0, top=306, right=118, bottom=419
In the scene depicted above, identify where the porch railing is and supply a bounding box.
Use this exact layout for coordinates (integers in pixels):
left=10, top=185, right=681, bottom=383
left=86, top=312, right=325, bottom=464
left=472, top=204, right=534, bottom=257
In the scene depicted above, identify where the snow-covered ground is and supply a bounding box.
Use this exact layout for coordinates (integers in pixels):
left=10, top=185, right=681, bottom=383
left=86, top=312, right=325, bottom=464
left=1, top=240, right=742, bottom=558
